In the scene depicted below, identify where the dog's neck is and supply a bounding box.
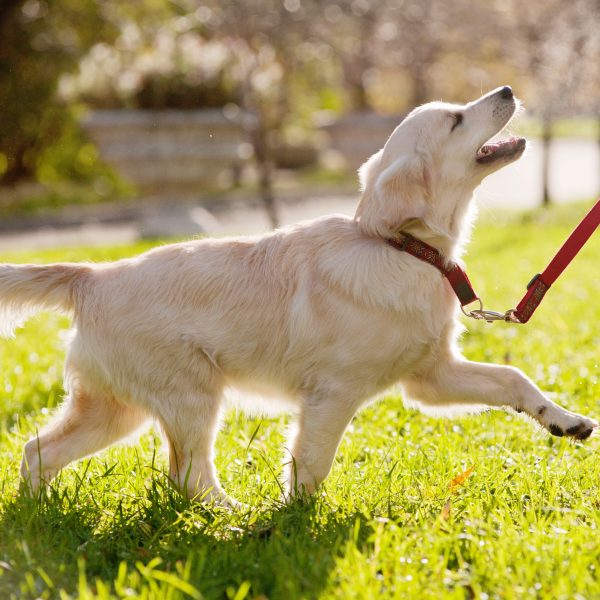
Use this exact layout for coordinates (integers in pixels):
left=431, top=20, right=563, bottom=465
left=396, top=213, right=472, bottom=261
left=355, top=168, right=479, bottom=261
left=395, top=220, right=458, bottom=258
left=376, top=197, right=476, bottom=262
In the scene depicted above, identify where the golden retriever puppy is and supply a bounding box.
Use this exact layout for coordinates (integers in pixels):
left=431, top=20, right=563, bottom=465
left=1, top=86, right=596, bottom=505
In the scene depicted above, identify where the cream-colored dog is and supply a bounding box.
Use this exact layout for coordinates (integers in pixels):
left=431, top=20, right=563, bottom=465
left=1, top=86, right=596, bottom=505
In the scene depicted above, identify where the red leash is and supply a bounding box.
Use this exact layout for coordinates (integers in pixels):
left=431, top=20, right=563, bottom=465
left=387, top=198, right=600, bottom=324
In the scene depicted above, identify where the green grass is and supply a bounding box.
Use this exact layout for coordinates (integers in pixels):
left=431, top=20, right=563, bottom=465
left=1, top=202, right=600, bottom=599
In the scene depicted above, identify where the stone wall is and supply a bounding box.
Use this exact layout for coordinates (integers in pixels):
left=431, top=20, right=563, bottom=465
left=82, top=109, right=250, bottom=198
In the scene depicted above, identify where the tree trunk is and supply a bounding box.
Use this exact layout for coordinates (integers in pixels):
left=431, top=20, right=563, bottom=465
left=411, top=70, right=429, bottom=107
left=0, top=0, right=30, bottom=185
left=1, top=144, right=30, bottom=186
left=541, top=118, right=552, bottom=207
left=348, top=81, right=370, bottom=113
left=250, top=122, right=279, bottom=229
left=0, top=0, right=22, bottom=32
left=341, top=56, right=370, bottom=113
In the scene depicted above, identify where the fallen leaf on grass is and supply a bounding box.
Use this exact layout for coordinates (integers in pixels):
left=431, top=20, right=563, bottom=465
left=448, top=465, right=475, bottom=491
left=441, top=465, right=476, bottom=520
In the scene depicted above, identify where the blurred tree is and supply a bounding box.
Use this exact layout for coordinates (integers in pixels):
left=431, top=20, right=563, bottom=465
left=177, top=0, right=318, bottom=227
left=0, top=0, right=117, bottom=185
left=3, top=0, right=597, bottom=211
left=508, top=0, right=598, bottom=206
left=59, top=0, right=307, bottom=226
left=378, top=0, right=499, bottom=107
left=0, top=0, right=22, bottom=26
left=302, top=0, right=379, bottom=112
left=304, top=0, right=508, bottom=112
left=571, top=0, right=600, bottom=199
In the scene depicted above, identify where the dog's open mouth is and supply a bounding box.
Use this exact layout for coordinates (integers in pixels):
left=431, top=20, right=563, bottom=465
left=476, top=136, right=526, bottom=164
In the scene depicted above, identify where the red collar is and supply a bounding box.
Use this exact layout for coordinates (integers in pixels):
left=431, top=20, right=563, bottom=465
left=386, top=233, right=479, bottom=307
left=386, top=197, right=600, bottom=324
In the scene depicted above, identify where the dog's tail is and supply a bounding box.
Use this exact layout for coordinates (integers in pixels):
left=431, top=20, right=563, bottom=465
left=0, top=263, right=92, bottom=337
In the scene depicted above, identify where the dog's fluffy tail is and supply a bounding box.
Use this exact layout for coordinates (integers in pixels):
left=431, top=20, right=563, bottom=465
left=0, top=263, right=92, bottom=337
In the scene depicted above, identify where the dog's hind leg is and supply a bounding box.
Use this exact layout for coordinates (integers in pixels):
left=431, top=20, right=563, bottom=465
left=21, top=386, right=148, bottom=491
left=402, top=358, right=598, bottom=440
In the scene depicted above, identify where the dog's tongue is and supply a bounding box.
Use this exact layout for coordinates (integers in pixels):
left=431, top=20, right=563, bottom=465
left=476, top=136, right=525, bottom=163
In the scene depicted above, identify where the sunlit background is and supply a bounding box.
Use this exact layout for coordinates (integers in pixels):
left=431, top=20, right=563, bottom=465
left=1, top=0, right=599, bottom=248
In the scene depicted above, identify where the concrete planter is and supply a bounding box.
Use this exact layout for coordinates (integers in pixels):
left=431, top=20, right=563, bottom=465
left=82, top=109, right=253, bottom=239
left=319, top=111, right=404, bottom=169
left=82, top=109, right=250, bottom=199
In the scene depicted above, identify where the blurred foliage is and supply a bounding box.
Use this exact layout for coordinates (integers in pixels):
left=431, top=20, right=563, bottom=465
left=0, top=0, right=119, bottom=184
left=0, top=102, right=133, bottom=218
left=61, top=25, right=238, bottom=109
left=0, top=0, right=599, bottom=196
left=0, top=180, right=134, bottom=219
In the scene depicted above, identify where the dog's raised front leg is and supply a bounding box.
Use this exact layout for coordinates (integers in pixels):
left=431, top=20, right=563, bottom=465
left=285, top=398, right=358, bottom=498
left=402, top=359, right=598, bottom=439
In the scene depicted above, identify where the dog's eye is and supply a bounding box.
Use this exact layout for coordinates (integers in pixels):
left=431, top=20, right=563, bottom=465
left=450, top=113, right=463, bottom=132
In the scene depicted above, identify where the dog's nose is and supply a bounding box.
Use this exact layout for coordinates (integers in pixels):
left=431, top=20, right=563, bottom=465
left=499, top=85, right=513, bottom=99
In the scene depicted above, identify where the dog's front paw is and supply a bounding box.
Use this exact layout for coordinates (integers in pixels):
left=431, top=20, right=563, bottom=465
left=542, top=409, right=598, bottom=440
left=204, top=491, right=248, bottom=511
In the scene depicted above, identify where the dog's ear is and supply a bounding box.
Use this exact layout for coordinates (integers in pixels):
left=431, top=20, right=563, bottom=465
left=358, top=149, right=383, bottom=193
left=356, top=153, right=431, bottom=238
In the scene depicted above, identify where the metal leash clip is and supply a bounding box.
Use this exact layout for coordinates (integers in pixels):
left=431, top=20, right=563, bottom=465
left=461, top=300, right=520, bottom=323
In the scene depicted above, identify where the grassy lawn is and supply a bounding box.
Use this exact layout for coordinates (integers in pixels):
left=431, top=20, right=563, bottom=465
left=0, top=202, right=599, bottom=599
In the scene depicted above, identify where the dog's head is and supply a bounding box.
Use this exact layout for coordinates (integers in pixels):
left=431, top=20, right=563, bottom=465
left=356, top=86, right=526, bottom=243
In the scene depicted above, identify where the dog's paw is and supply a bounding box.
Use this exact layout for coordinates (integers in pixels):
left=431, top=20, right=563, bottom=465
left=207, top=491, right=250, bottom=512
left=542, top=410, right=598, bottom=440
